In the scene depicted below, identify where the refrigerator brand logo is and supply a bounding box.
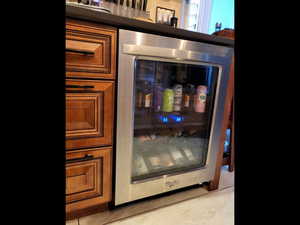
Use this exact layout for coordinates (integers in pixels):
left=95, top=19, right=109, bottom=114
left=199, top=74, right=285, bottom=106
left=166, top=180, right=179, bottom=188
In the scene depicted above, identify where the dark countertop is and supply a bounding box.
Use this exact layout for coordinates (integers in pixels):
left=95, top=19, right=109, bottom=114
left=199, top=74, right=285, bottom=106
left=66, top=5, right=234, bottom=48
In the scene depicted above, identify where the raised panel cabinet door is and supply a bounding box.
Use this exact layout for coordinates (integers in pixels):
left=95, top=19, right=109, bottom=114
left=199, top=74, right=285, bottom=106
left=66, top=79, right=114, bottom=150
left=66, top=147, right=112, bottom=212
left=66, top=19, right=116, bottom=79
left=66, top=158, right=102, bottom=203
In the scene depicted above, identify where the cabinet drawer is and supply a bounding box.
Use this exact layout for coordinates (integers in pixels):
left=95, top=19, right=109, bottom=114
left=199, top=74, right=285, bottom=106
left=66, top=148, right=112, bottom=210
left=66, top=79, right=114, bottom=150
left=66, top=20, right=116, bottom=79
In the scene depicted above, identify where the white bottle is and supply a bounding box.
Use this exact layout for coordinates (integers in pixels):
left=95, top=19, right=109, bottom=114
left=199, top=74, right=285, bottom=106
left=173, top=84, right=183, bottom=112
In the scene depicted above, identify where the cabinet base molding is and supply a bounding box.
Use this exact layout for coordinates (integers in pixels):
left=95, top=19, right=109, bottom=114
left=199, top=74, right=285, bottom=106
left=66, top=203, right=109, bottom=221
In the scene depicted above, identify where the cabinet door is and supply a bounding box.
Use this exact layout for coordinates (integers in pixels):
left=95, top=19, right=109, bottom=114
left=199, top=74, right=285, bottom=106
left=66, top=19, right=116, bottom=79
left=66, top=147, right=112, bottom=213
left=66, top=159, right=102, bottom=203
left=66, top=79, right=114, bottom=150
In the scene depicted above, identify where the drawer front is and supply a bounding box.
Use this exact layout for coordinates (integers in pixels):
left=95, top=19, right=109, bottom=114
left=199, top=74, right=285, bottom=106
left=66, top=79, right=114, bottom=150
left=66, top=148, right=112, bottom=205
left=66, top=20, right=116, bottom=79
left=66, top=158, right=102, bottom=203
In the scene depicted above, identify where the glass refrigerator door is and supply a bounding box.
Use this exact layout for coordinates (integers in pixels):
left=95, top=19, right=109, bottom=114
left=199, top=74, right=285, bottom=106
left=131, top=59, right=220, bottom=182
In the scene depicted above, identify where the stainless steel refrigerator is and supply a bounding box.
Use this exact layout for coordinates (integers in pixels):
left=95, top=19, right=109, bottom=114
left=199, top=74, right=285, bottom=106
left=115, top=29, right=233, bottom=205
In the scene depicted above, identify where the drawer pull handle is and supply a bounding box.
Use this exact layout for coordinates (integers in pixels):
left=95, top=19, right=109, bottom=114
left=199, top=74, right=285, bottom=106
left=66, top=85, right=94, bottom=89
left=66, top=48, right=95, bottom=56
left=66, top=154, right=94, bottom=163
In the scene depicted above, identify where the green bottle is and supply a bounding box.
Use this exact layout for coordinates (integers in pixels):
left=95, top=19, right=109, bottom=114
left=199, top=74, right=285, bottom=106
left=162, top=89, right=174, bottom=112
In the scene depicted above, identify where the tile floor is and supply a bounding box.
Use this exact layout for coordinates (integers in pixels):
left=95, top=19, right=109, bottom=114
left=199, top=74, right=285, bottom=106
left=67, top=166, right=234, bottom=225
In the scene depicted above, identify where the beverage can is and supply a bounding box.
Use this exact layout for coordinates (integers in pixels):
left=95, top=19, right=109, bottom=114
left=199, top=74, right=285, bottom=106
left=194, top=85, right=207, bottom=113
left=162, top=89, right=174, bottom=112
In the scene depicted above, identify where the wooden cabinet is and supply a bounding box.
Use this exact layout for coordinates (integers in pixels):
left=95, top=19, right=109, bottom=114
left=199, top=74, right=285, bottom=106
left=66, top=79, right=114, bottom=150
left=65, top=19, right=116, bottom=219
left=209, top=29, right=234, bottom=191
left=66, top=148, right=112, bottom=213
left=66, top=19, right=116, bottom=79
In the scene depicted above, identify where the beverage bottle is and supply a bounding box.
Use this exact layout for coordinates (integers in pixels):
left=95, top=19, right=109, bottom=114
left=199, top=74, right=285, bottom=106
left=144, top=81, right=152, bottom=111
left=215, top=22, right=222, bottom=32
left=153, top=84, right=163, bottom=112
left=162, top=89, right=174, bottom=112
left=176, top=66, right=187, bottom=83
left=136, top=80, right=145, bottom=109
left=194, top=85, right=207, bottom=113
left=173, top=84, right=183, bottom=112
left=136, top=86, right=143, bottom=109
left=182, top=84, right=195, bottom=111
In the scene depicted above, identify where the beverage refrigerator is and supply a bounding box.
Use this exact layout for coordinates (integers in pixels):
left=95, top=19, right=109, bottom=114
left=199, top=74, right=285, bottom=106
left=115, top=29, right=233, bottom=205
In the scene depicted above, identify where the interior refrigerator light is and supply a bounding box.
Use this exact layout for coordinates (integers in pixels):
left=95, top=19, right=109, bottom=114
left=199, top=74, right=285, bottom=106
left=175, top=116, right=182, bottom=122
left=159, top=115, right=169, bottom=123
left=168, top=114, right=184, bottom=123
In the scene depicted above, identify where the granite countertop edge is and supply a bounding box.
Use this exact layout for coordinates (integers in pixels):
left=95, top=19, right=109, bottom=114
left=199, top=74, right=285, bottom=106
left=66, top=5, right=234, bottom=48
